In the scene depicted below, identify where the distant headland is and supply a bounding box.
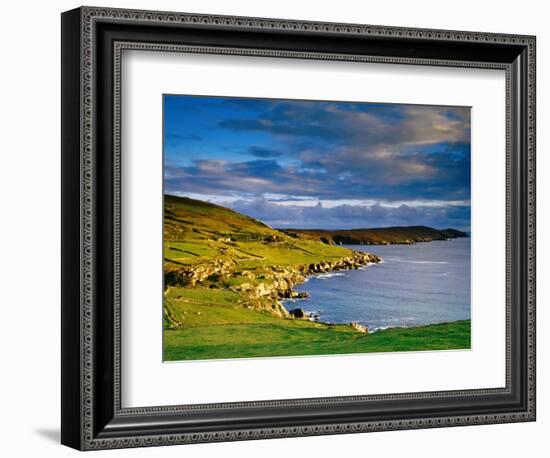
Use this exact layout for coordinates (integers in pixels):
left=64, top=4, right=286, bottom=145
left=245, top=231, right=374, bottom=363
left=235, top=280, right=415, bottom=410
left=280, top=226, right=469, bottom=246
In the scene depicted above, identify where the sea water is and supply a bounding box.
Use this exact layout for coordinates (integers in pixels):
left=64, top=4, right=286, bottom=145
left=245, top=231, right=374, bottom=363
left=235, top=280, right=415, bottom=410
left=283, top=238, right=471, bottom=331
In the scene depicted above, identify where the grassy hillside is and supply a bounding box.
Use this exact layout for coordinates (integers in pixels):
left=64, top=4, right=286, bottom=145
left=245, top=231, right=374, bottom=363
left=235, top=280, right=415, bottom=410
left=163, top=194, right=374, bottom=317
left=164, top=194, right=356, bottom=270
left=163, top=194, right=470, bottom=361
left=281, top=226, right=469, bottom=245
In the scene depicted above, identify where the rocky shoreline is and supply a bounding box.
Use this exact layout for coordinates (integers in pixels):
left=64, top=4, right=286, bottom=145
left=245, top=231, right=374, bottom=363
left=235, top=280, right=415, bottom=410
left=165, top=250, right=381, bottom=322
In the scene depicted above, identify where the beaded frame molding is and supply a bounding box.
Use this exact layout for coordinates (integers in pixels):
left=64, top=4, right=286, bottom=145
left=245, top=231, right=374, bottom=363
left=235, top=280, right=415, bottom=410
left=61, top=6, right=536, bottom=451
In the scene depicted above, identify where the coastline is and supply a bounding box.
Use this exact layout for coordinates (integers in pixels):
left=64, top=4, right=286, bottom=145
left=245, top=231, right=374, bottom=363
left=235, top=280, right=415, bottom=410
left=280, top=250, right=382, bottom=332
left=166, top=249, right=382, bottom=325
left=282, top=238, right=470, bottom=333
left=163, top=195, right=471, bottom=360
left=166, top=244, right=466, bottom=338
left=282, top=226, right=469, bottom=246
left=163, top=242, right=471, bottom=361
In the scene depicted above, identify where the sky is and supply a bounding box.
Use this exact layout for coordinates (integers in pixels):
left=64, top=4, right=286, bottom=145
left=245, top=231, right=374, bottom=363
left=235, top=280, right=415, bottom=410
left=164, top=95, right=471, bottom=231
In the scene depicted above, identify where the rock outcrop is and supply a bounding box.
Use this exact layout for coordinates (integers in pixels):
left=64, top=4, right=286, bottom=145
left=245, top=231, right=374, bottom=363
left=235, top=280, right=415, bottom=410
left=306, top=252, right=380, bottom=273
left=164, top=258, right=236, bottom=287
left=350, top=322, right=368, bottom=333
left=164, top=251, right=381, bottom=319
left=289, top=308, right=306, bottom=318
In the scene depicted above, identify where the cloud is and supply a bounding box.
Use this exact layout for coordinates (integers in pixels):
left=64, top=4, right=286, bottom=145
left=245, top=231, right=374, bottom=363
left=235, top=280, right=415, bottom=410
left=164, top=143, right=470, bottom=203
left=219, top=101, right=470, bottom=149
left=165, top=159, right=329, bottom=199
left=213, top=101, right=471, bottom=200
left=226, top=198, right=470, bottom=231
left=163, top=96, right=471, bottom=229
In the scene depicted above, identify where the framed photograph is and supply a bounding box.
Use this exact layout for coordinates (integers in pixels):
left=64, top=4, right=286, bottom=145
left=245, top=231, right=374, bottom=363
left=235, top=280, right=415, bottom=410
left=61, top=6, right=536, bottom=450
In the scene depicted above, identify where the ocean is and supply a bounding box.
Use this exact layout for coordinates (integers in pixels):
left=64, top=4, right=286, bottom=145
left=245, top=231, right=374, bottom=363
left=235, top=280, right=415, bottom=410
left=283, top=238, right=471, bottom=331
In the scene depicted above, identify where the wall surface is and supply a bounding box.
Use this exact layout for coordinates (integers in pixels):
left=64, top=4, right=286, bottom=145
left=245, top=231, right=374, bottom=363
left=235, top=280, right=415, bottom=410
left=0, top=0, right=546, bottom=456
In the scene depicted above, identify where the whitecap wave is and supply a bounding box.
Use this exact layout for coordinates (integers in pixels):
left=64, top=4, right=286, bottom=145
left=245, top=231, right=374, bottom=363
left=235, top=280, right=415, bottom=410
left=359, top=262, right=379, bottom=270
left=314, top=272, right=346, bottom=280
left=369, top=325, right=410, bottom=332
left=389, top=258, right=449, bottom=265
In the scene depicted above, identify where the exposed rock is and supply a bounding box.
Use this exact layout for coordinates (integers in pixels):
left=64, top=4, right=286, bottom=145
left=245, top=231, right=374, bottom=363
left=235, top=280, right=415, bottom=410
left=164, top=250, right=381, bottom=320
left=234, top=251, right=380, bottom=318
left=289, top=308, right=306, bottom=318
left=308, top=313, right=320, bottom=322
left=164, top=258, right=236, bottom=287
left=350, top=322, right=368, bottom=333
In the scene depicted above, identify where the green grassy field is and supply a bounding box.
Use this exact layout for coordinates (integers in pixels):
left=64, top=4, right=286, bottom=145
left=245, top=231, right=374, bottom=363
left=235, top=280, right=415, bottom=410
left=163, top=194, right=471, bottom=361
left=163, top=285, right=470, bottom=360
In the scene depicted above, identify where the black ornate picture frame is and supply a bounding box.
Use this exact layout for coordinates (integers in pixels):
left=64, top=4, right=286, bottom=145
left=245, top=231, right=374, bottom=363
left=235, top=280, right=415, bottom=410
left=61, top=6, right=536, bottom=450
